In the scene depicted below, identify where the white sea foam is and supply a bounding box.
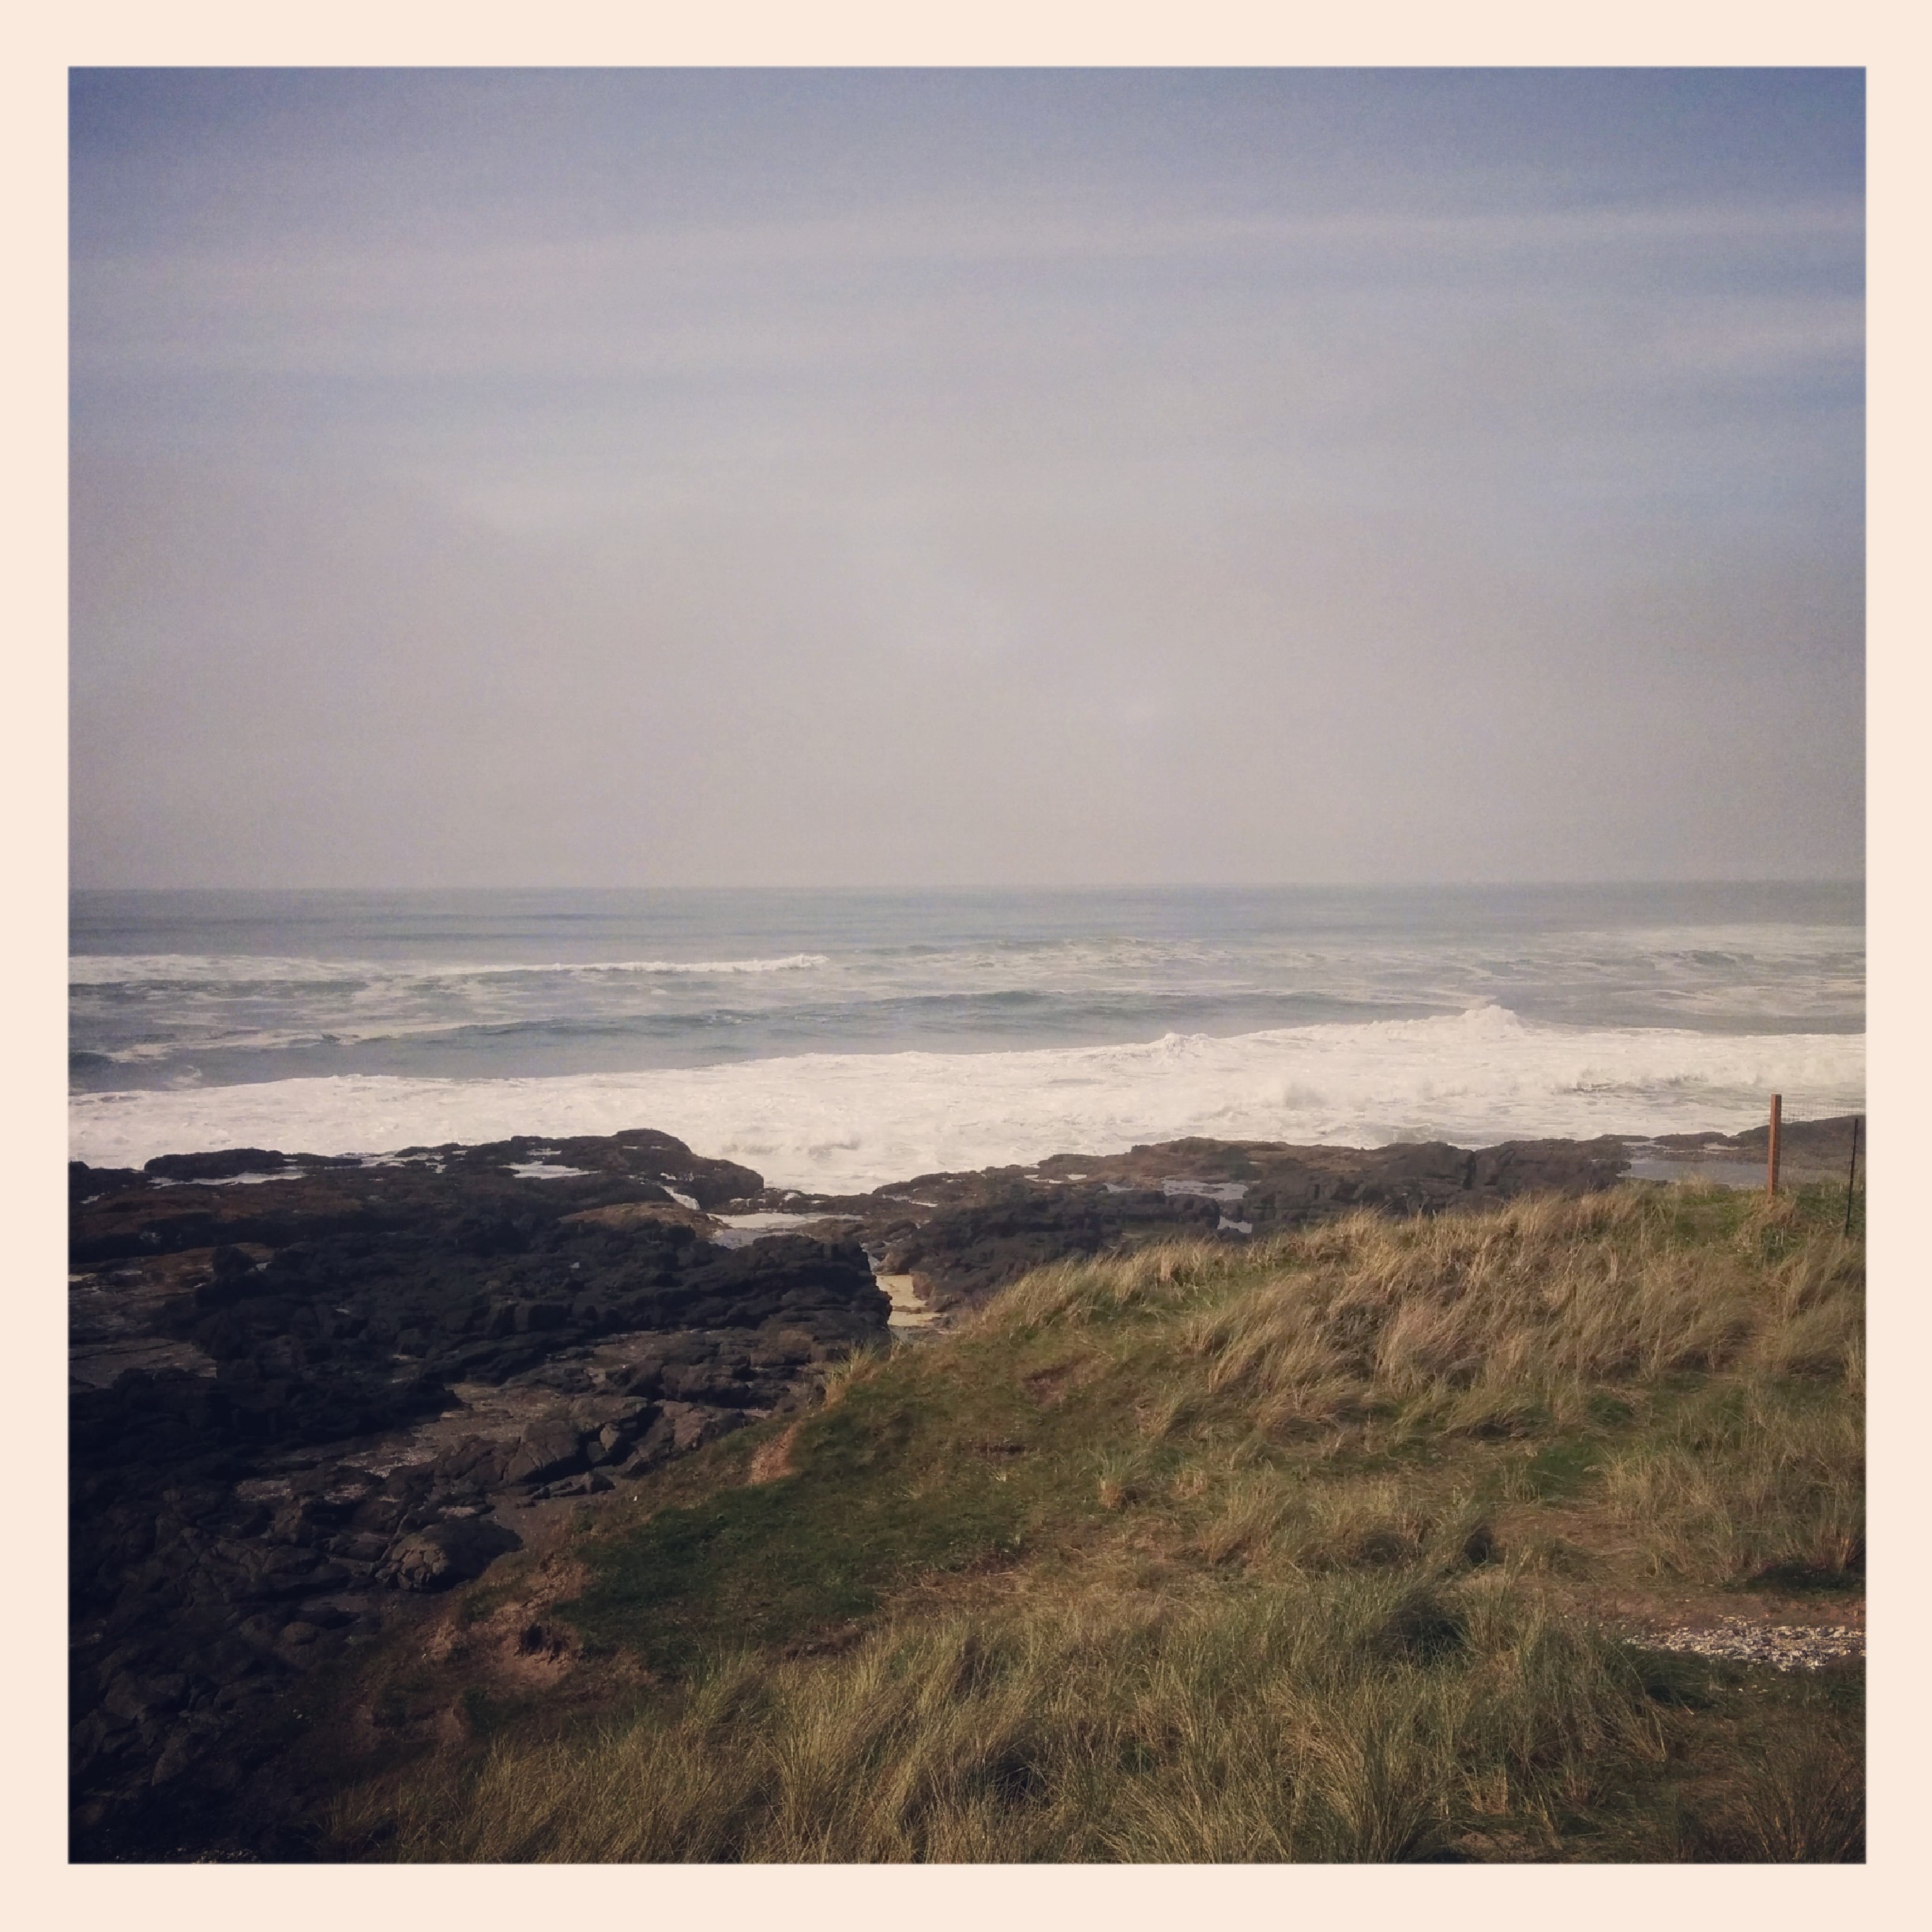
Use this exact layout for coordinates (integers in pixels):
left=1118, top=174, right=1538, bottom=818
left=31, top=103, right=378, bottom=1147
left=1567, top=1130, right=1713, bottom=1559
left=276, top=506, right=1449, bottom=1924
left=68, top=1007, right=1866, bottom=1195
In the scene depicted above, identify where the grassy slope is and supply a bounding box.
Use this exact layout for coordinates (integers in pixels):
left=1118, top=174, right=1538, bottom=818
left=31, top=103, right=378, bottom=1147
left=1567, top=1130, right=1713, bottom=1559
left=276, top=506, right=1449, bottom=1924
left=321, top=1182, right=1863, bottom=1862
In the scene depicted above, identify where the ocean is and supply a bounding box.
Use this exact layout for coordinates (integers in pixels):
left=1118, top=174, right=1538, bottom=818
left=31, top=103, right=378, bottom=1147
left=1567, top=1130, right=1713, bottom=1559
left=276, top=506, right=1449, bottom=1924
left=69, top=884, right=1865, bottom=1193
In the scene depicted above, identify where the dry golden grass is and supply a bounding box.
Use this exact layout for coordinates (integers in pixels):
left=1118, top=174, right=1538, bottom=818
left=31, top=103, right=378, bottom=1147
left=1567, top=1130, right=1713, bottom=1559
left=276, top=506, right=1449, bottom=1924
left=336, top=1577, right=1680, bottom=1862
left=1001, top=1187, right=1858, bottom=1404
left=984, top=1186, right=1862, bottom=1591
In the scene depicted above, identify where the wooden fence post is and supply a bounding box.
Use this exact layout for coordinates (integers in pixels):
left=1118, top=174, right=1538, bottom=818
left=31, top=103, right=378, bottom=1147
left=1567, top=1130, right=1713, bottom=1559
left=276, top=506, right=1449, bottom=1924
left=1844, top=1115, right=1861, bottom=1238
left=1766, top=1093, right=1782, bottom=1197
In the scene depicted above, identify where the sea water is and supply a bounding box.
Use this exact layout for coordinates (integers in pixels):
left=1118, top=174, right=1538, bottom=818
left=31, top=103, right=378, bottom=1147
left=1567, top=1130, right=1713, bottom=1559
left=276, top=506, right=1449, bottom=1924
left=69, top=885, right=1865, bottom=1193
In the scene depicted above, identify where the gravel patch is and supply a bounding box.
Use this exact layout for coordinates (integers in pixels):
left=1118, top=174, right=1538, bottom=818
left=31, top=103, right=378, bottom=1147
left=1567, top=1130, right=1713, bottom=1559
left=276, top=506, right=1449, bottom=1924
left=1628, top=1616, right=1863, bottom=1673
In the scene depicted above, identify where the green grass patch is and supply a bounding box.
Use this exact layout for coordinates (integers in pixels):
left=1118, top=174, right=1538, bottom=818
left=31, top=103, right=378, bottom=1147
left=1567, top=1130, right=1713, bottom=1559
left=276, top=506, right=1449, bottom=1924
left=563, top=1366, right=1061, bottom=1666
left=1520, top=1436, right=1606, bottom=1502
left=459, top=1685, right=528, bottom=1738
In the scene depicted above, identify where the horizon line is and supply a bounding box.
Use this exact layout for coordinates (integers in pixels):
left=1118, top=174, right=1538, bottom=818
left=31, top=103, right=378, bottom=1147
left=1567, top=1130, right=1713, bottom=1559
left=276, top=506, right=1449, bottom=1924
left=68, top=876, right=1867, bottom=896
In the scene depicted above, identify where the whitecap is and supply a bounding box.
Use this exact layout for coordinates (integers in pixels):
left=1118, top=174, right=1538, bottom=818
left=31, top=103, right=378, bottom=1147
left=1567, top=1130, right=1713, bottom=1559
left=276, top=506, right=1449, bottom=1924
left=68, top=1006, right=1865, bottom=1195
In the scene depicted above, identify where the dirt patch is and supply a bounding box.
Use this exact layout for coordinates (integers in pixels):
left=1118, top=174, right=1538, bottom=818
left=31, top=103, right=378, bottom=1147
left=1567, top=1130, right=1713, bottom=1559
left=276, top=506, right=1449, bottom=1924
left=421, top=1552, right=600, bottom=1691
left=747, top=1421, right=802, bottom=1484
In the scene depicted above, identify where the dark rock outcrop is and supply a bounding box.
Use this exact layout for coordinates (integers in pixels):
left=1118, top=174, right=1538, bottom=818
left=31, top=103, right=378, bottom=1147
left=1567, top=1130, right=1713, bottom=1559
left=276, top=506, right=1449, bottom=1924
left=68, top=1130, right=884, bottom=1860
left=384, top=1519, right=524, bottom=1592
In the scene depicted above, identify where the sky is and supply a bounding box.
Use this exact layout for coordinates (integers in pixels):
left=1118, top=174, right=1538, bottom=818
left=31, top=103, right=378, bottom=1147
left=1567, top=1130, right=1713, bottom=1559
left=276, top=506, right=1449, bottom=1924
left=69, top=68, right=1865, bottom=890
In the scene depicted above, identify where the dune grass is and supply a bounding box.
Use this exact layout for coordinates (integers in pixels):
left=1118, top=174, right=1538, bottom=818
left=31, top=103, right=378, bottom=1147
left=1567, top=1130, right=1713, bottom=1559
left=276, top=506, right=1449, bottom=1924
left=321, top=1182, right=1862, bottom=1862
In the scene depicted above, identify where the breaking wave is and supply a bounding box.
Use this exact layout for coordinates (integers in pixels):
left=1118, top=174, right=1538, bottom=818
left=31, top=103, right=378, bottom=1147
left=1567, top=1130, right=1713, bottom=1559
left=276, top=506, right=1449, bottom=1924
left=69, top=1005, right=1866, bottom=1196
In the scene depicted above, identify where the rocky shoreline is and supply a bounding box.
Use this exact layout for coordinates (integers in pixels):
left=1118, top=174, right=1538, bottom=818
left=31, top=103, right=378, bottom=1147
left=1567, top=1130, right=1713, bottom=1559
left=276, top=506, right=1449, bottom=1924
left=68, top=1114, right=1862, bottom=1859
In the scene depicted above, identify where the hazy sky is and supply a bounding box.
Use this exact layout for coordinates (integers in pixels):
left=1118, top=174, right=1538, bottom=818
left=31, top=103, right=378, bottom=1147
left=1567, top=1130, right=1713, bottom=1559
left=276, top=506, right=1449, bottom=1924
left=70, top=69, right=1863, bottom=889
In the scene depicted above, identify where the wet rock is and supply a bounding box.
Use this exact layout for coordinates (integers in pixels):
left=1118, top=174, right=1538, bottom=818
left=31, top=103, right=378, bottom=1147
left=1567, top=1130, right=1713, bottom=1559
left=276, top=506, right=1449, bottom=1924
left=71, top=1160, right=152, bottom=1203
left=145, top=1149, right=292, bottom=1182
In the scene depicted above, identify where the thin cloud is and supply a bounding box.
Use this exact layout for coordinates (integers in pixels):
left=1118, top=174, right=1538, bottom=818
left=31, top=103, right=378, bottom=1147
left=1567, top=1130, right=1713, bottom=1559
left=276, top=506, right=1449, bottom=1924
left=69, top=70, right=1863, bottom=890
